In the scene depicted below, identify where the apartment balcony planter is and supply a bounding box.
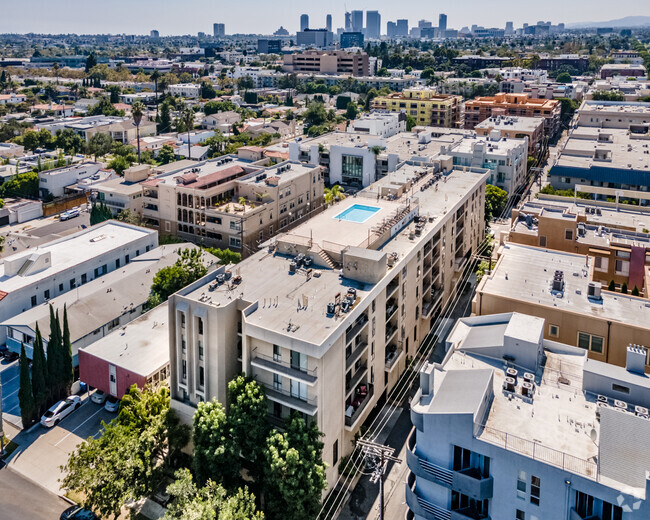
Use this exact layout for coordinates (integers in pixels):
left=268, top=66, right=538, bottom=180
left=262, top=383, right=318, bottom=416
left=251, top=350, right=317, bottom=386
left=346, top=341, right=369, bottom=371
left=345, top=383, right=374, bottom=429
left=385, top=347, right=404, bottom=372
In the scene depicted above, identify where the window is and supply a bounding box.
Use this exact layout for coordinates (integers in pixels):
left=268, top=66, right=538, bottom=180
left=549, top=324, right=559, bottom=337
left=180, top=313, right=186, bottom=328
left=59, top=283, right=64, bottom=292
left=371, top=341, right=375, bottom=359
left=615, top=259, right=629, bottom=276
left=182, top=360, right=187, bottom=380
left=108, top=318, right=120, bottom=330
left=229, top=237, right=241, bottom=248
left=70, top=279, right=76, bottom=289
left=333, top=439, right=339, bottom=466
left=565, top=229, right=573, bottom=240
left=44, top=289, right=50, bottom=300
left=198, top=341, right=204, bottom=360
left=594, top=256, right=608, bottom=272
left=517, top=471, right=527, bottom=500
left=31, top=295, right=37, bottom=307
left=273, top=344, right=281, bottom=362
left=578, top=332, right=604, bottom=354
left=516, top=511, right=525, bottom=520
left=197, top=317, right=203, bottom=335
left=530, top=476, right=540, bottom=505
left=199, top=366, right=204, bottom=387
left=116, top=258, right=120, bottom=269
left=612, top=383, right=630, bottom=394
left=125, top=254, right=130, bottom=264
left=453, top=446, right=471, bottom=471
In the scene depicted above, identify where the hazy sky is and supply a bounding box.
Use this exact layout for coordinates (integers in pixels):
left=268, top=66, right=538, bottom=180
left=0, top=1, right=648, bottom=35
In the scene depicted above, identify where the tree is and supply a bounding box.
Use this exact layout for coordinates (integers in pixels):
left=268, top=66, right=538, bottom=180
left=21, top=130, right=41, bottom=152
left=37, top=128, right=54, bottom=149
left=263, top=414, right=327, bottom=520
left=181, top=107, right=195, bottom=160
left=150, top=69, right=161, bottom=117
left=46, top=306, right=63, bottom=401
left=55, top=128, right=85, bottom=155
left=0, top=171, right=39, bottom=199
left=621, top=282, right=628, bottom=294
left=345, top=101, right=358, bottom=120
left=86, top=132, right=113, bottom=160
left=608, top=280, right=616, bottom=292
left=108, top=155, right=130, bottom=176
left=31, top=324, right=50, bottom=416
left=192, top=399, right=240, bottom=487
left=90, top=202, right=113, bottom=225
left=203, top=247, right=242, bottom=265
left=227, top=376, right=269, bottom=479
left=18, top=343, right=36, bottom=429
left=406, top=115, right=417, bottom=131
left=158, top=101, right=172, bottom=133
left=116, top=208, right=142, bottom=226
left=85, top=52, right=97, bottom=73
left=201, top=81, right=217, bottom=100
left=303, top=101, right=328, bottom=129
left=324, top=185, right=345, bottom=205
left=132, top=101, right=145, bottom=163
left=484, top=184, right=508, bottom=222
left=632, top=285, right=640, bottom=296
left=87, top=96, right=123, bottom=117
left=157, top=143, right=176, bottom=165
left=238, top=75, right=255, bottom=91
left=61, top=305, right=74, bottom=396
left=556, top=72, right=572, bottom=83
left=147, top=248, right=208, bottom=307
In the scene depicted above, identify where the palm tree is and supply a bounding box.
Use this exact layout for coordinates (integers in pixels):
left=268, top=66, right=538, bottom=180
left=53, top=62, right=60, bottom=86
left=324, top=185, right=346, bottom=206
left=181, top=106, right=195, bottom=160
left=131, top=101, right=145, bottom=164
left=150, top=69, right=161, bottom=118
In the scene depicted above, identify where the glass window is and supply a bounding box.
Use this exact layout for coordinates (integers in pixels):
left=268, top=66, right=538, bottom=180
left=199, top=366, right=204, bottom=387
left=530, top=476, right=540, bottom=506
left=341, top=155, right=364, bottom=186
left=273, top=344, right=281, bottom=362
left=517, top=471, right=527, bottom=500
left=197, top=317, right=203, bottom=335
left=516, top=511, right=525, bottom=520
left=333, top=439, right=338, bottom=466
left=549, top=324, right=559, bottom=337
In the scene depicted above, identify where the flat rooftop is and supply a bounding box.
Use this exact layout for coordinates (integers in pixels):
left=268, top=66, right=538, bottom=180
left=80, top=302, right=169, bottom=376
left=579, top=100, right=650, bottom=115
left=480, top=243, right=650, bottom=329
left=475, top=115, right=545, bottom=132
left=94, top=176, right=145, bottom=196
left=0, top=221, right=156, bottom=294
left=447, top=134, right=527, bottom=155
left=183, top=168, right=488, bottom=348
left=144, top=156, right=257, bottom=188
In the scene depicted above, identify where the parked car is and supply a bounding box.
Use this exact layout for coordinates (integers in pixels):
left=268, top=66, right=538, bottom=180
left=105, top=396, right=120, bottom=412
left=40, top=396, right=82, bottom=427
left=60, top=208, right=80, bottom=221
left=3, top=350, right=19, bottom=362
left=60, top=505, right=98, bottom=520
left=90, top=389, right=107, bottom=405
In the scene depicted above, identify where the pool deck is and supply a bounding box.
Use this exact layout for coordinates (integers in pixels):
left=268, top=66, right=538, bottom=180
left=334, top=204, right=381, bottom=223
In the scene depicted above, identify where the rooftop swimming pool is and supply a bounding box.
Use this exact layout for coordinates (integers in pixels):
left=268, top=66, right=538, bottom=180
left=334, top=204, right=381, bottom=223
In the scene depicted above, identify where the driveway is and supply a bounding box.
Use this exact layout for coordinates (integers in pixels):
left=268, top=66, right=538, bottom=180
left=0, top=464, right=70, bottom=520
left=0, top=358, right=21, bottom=428
left=6, top=395, right=114, bottom=494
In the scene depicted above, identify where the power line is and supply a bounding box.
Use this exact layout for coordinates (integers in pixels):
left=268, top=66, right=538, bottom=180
left=357, top=439, right=401, bottom=520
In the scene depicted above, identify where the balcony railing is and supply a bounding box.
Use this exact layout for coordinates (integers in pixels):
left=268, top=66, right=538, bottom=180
left=346, top=341, right=369, bottom=371
left=345, top=383, right=374, bottom=428
left=405, top=472, right=452, bottom=520
left=385, top=347, right=404, bottom=371
left=385, top=304, right=398, bottom=321
left=386, top=280, right=399, bottom=298
left=345, top=363, right=368, bottom=395
left=345, top=315, right=369, bottom=344
left=261, top=382, right=318, bottom=416
left=251, top=349, right=317, bottom=385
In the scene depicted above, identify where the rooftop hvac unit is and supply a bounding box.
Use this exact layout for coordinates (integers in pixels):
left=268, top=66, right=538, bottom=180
left=587, top=282, right=602, bottom=300
left=521, top=381, right=534, bottom=399
left=635, top=405, right=649, bottom=416
left=523, top=372, right=535, bottom=384
left=614, top=400, right=628, bottom=412
left=506, top=367, right=518, bottom=382
left=597, top=395, right=608, bottom=404
left=503, top=377, right=516, bottom=393
left=289, top=262, right=297, bottom=273
left=327, top=302, right=335, bottom=315
left=341, top=300, right=350, bottom=313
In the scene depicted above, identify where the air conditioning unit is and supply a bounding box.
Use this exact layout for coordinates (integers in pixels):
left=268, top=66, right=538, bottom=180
left=587, top=281, right=602, bottom=300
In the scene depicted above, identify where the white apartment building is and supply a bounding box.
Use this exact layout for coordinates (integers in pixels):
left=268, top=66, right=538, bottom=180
left=446, top=133, right=528, bottom=193
left=94, top=164, right=151, bottom=215
left=407, top=311, right=650, bottom=520
left=168, top=165, right=488, bottom=490
left=166, top=83, right=202, bottom=99
left=348, top=111, right=407, bottom=138
left=0, top=221, right=158, bottom=344
left=38, top=162, right=105, bottom=198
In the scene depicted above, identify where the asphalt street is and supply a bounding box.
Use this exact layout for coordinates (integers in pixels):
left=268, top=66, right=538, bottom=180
left=0, top=463, right=70, bottom=520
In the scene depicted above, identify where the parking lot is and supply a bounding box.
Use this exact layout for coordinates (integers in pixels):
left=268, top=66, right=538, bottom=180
left=5, top=392, right=115, bottom=494
left=1, top=358, right=21, bottom=427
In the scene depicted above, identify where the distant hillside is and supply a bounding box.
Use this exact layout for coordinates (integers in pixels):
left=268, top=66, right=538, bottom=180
left=567, top=16, right=650, bottom=28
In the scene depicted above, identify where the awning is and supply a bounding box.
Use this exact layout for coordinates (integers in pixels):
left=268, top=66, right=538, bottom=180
left=588, top=248, right=611, bottom=256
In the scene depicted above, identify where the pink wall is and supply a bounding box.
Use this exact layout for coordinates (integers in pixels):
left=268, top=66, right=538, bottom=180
left=78, top=350, right=147, bottom=399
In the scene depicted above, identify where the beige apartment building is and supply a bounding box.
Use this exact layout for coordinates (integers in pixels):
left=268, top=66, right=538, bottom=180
left=507, top=198, right=650, bottom=295
left=371, top=88, right=463, bottom=128
left=473, top=242, right=650, bottom=372
left=168, top=164, right=488, bottom=490
left=283, top=50, right=370, bottom=76
left=140, top=156, right=324, bottom=257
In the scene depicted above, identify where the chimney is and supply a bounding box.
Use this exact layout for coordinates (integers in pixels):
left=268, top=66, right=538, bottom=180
left=626, top=345, right=647, bottom=375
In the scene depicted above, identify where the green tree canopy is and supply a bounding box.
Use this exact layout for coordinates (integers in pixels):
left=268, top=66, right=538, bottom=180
left=0, top=171, right=39, bottom=199
left=556, top=72, right=572, bottom=83
left=86, top=132, right=114, bottom=160
left=485, top=184, right=508, bottom=222
left=147, top=248, right=208, bottom=307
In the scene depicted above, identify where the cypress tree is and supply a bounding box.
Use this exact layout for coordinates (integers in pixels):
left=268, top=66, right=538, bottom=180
left=31, top=324, right=50, bottom=414
left=47, top=305, right=62, bottom=401
left=18, top=344, right=36, bottom=429
left=61, top=305, right=74, bottom=396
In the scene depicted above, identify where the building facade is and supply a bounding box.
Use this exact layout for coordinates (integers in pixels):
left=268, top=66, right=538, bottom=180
left=283, top=50, right=370, bottom=77
left=372, top=89, right=463, bottom=128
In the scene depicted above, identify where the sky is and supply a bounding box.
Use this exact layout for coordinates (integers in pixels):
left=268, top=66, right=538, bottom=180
left=0, top=0, right=648, bottom=36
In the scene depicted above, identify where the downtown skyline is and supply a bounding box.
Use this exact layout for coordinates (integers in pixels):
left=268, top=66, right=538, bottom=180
left=0, top=0, right=648, bottom=36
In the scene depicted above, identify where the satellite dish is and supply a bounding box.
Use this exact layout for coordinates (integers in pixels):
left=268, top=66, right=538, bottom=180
left=589, top=428, right=597, bottom=442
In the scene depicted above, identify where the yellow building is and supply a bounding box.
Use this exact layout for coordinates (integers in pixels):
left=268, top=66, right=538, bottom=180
left=371, top=88, right=463, bottom=128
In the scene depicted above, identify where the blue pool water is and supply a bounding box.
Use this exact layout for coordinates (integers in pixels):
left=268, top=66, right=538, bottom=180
left=334, top=204, right=380, bottom=223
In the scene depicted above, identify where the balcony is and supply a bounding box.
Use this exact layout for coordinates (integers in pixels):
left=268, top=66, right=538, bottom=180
left=405, top=472, right=452, bottom=520
left=143, top=191, right=158, bottom=199
left=407, top=429, right=493, bottom=501
left=346, top=341, right=369, bottom=370
left=387, top=280, right=399, bottom=298
left=385, top=345, right=404, bottom=372
left=385, top=302, right=398, bottom=321
left=385, top=323, right=398, bottom=343
left=346, top=315, right=369, bottom=344
left=345, top=383, right=374, bottom=428
left=345, top=363, right=368, bottom=396
left=251, top=350, right=317, bottom=386
left=262, top=383, right=318, bottom=416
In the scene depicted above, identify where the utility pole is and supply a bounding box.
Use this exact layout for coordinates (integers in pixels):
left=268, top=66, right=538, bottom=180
left=357, top=439, right=401, bottom=520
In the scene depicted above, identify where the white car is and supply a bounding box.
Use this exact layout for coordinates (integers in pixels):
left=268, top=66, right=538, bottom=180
left=104, top=396, right=120, bottom=413
left=90, top=389, right=107, bottom=404
left=60, top=208, right=80, bottom=221
left=40, top=396, right=82, bottom=427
